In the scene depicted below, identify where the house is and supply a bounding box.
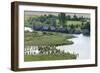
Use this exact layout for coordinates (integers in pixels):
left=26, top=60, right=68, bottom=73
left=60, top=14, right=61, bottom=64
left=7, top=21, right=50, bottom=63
left=42, top=25, right=49, bottom=30
left=32, top=25, right=42, bottom=30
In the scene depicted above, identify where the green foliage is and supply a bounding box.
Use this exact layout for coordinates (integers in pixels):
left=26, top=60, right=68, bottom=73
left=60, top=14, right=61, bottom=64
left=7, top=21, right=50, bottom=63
left=58, top=13, right=66, bottom=27
left=24, top=31, right=74, bottom=46
left=72, top=14, right=78, bottom=20
left=66, top=15, right=71, bottom=20
left=81, top=22, right=90, bottom=30
left=24, top=52, right=77, bottom=61
left=24, top=12, right=90, bottom=35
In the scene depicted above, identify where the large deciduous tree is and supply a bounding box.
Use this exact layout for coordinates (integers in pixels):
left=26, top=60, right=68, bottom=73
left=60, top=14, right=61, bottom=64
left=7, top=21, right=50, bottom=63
left=58, top=13, right=66, bottom=28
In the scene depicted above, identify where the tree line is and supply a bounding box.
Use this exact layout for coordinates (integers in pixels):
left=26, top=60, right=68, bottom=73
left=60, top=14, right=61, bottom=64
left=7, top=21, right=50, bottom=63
left=25, top=13, right=90, bottom=35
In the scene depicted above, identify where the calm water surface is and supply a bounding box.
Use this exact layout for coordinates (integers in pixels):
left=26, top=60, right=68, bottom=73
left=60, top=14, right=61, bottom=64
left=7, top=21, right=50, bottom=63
left=56, top=34, right=90, bottom=59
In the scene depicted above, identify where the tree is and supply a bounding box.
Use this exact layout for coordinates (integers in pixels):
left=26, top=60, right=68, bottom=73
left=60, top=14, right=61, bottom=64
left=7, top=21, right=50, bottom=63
left=85, top=22, right=90, bottom=31
left=79, top=16, right=84, bottom=21
left=73, top=14, right=78, bottom=20
left=39, top=15, right=46, bottom=23
left=58, top=13, right=66, bottom=27
left=66, top=15, right=71, bottom=20
left=81, top=21, right=90, bottom=35
left=81, top=21, right=90, bottom=31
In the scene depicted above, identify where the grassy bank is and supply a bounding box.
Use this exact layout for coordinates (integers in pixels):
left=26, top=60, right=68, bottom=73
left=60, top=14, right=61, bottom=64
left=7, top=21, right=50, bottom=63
left=24, top=31, right=75, bottom=46
left=24, top=31, right=77, bottom=61
left=24, top=53, right=77, bottom=61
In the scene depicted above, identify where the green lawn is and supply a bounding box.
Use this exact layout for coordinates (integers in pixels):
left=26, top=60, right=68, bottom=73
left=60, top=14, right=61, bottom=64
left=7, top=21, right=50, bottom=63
left=66, top=20, right=82, bottom=26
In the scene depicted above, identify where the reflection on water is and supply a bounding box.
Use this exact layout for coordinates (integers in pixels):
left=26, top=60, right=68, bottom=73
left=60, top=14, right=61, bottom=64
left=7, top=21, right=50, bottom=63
left=56, top=34, right=90, bottom=59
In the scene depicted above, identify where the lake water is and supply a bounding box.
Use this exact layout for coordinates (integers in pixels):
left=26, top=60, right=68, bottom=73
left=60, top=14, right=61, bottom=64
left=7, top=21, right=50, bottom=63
left=56, top=34, right=91, bottom=60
